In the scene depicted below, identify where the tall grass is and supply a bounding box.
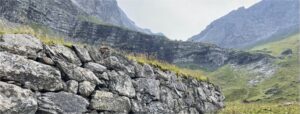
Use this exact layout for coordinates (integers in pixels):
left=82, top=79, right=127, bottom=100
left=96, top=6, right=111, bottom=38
left=127, top=54, right=208, bottom=81
left=0, top=22, right=74, bottom=47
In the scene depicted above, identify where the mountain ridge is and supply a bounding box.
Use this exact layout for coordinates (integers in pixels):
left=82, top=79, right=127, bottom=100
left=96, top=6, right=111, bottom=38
left=188, top=0, right=300, bottom=49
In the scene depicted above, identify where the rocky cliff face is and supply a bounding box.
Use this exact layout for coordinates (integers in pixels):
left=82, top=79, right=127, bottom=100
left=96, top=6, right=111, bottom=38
left=70, top=0, right=151, bottom=34
left=189, top=0, right=300, bottom=49
left=0, top=34, right=225, bottom=114
left=71, top=21, right=274, bottom=70
left=0, top=0, right=150, bottom=34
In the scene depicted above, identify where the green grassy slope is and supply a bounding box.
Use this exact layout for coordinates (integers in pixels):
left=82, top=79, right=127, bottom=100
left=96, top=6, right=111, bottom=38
left=207, top=33, right=300, bottom=103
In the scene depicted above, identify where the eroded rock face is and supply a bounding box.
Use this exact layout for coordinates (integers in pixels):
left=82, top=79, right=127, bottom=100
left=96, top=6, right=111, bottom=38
left=0, top=81, right=38, bottom=114
left=0, top=35, right=225, bottom=113
left=0, top=52, right=64, bottom=91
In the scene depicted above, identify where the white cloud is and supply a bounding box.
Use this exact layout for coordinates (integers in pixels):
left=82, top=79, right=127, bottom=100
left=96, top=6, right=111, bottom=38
left=117, top=0, right=261, bottom=40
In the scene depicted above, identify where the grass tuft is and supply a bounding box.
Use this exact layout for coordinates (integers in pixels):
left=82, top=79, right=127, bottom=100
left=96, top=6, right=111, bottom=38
left=127, top=54, right=208, bottom=81
left=0, top=22, right=75, bottom=47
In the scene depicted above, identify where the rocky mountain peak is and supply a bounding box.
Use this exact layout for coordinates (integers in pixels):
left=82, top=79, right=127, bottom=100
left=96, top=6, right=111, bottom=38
left=70, top=0, right=152, bottom=34
left=189, top=0, right=300, bottom=49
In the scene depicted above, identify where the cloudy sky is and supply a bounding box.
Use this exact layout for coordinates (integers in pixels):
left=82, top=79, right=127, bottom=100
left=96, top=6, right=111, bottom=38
left=117, top=0, right=261, bottom=40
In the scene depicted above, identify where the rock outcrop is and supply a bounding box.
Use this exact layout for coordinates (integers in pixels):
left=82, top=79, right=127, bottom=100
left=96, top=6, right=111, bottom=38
left=71, top=21, right=274, bottom=70
left=0, top=0, right=152, bottom=35
left=0, top=34, right=225, bottom=114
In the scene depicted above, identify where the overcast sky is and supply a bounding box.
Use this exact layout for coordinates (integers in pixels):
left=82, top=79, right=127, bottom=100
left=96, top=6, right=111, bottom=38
left=117, top=0, right=261, bottom=40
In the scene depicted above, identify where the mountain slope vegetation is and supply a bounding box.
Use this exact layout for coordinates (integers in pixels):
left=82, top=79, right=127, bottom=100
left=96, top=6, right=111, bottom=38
left=208, top=33, right=299, bottom=103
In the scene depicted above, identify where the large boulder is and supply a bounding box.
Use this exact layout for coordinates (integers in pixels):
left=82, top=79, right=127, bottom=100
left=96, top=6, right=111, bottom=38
left=37, top=92, right=89, bottom=114
left=45, top=45, right=82, bottom=66
left=0, top=34, right=43, bottom=58
left=0, top=52, right=64, bottom=91
left=0, top=81, right=38, bottom=114
left=56, top=61, right=101, bottom=85
left=108, top=71, right=136, bottom=98
left=90, top=91, right=131, bottom=113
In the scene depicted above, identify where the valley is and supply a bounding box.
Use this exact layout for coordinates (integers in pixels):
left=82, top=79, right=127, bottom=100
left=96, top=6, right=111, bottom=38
left=0, top=0, right=299, bottom=114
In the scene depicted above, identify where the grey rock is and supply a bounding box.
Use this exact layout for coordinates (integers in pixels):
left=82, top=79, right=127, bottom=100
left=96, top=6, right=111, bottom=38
left=147, top=102, right=170, bottom=113
left=73, top=45, right=92, bottom=63
left=281, top=48, right=293, bottom=56
left=130, top=99, right=146, bottom=113
left=0, top=52, right=64, bottom=91
left=0, top=34, right=43, bottom=58
left=37, top=92, right=89, bottom=114
left=79, top=81, right=96, bottom=97
left=160, top=86, right=176, bottom=110
left=90, top=91, right=131, bottom=113
left=142, top=64, right=155, bottom=78
left=103, top=56, right=124, bottom=70
left=188, top=0, right=299, bottom=49
left=201, top=102, right=220, bottom=114
left=156, top=70, right=170, bottom=81
left=197, top=87, right=207, bottom=100
left=46, top=45, right=82, bottom=66
left=66, top=80, right=79, bottom=94
left=84, top=62, right=107, bottom=73
left=178, top=108, right=199, bottom=114
left=86, top=46, right=103, bottom=63
left=0, top=81, right=38, bottom=114
left=135, top=63, right=155, bottom=78
left=133, top=78, right=160, bottom=100
left=99, top=72, right=110, bottom=80
left=56, top=61, right=101, bottom=85
left=37, top=56, right=55, bottom=66
left=108, top=71, right=136, bottom=98
left=189, top=108, right=199, bottom=114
